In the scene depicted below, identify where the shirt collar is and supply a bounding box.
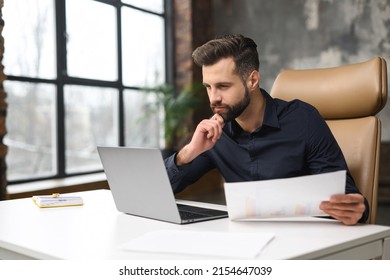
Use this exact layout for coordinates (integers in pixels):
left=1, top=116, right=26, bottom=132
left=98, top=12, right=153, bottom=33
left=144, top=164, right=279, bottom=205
left=261, top=88, right=280, bottom=129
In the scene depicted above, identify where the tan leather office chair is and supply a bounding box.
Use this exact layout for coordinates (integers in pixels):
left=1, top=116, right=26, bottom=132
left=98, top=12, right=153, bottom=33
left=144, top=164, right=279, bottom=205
left=270, top=57, right=388, bottom=224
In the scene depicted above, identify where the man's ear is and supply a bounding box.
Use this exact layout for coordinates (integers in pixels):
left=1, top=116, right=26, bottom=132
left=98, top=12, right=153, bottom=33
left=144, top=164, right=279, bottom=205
left=247, top=70, right=260, bottom=89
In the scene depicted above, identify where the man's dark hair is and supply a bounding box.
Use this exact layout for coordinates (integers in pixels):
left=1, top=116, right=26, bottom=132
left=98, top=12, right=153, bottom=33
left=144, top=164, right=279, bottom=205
left=192, top=34, right=260, bottom=81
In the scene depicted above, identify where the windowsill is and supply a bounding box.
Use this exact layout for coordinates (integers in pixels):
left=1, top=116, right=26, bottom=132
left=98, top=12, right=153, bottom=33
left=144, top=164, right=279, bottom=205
left=6, top=173, right=109, bottom=199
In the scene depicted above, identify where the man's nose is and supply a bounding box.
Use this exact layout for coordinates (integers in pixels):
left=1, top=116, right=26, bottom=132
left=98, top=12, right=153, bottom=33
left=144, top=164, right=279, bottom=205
left=208, top=88, right=222, bottom=104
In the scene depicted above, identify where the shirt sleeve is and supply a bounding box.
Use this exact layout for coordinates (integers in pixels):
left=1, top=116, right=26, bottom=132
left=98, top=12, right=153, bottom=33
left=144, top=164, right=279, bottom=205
left=164, top=152, right=215, bottom=193
left=306, top=108, right=369, bottom=223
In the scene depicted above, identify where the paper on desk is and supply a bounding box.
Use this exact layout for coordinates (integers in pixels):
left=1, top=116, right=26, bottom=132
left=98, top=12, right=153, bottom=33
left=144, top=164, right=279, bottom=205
left=121, top=230, right=274, bottom=258
left=224, top=170, right=346, bottom=220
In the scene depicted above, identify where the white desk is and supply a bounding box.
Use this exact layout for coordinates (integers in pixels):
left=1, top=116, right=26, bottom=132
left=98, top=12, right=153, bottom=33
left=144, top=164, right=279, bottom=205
left=0, top=189, right=389, bottom=260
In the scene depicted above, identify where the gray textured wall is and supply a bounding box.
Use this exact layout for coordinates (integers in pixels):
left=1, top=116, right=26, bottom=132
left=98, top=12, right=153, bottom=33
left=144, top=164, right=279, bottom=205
left=213, top=0, right=390, bottom=140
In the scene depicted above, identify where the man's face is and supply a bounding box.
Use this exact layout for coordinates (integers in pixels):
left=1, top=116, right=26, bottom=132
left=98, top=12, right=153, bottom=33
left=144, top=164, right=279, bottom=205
left=202, top=57, right=250, bottom=122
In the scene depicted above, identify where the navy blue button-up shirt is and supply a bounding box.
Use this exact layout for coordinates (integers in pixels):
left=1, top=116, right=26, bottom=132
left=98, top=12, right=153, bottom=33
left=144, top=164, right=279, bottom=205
left=165, top=89, right=369, bottom=222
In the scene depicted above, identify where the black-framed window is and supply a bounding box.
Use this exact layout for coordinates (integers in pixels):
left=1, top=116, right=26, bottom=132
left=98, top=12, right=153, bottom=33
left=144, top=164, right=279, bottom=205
left=2, top=0, right=172, bottom=183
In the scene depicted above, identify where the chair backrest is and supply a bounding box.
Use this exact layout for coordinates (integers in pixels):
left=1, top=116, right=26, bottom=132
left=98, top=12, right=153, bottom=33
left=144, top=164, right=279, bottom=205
left=270, top=57, right=388, bottom=224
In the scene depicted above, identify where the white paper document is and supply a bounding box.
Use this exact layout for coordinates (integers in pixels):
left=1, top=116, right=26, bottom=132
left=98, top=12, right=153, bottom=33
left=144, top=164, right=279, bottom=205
left=122, top=230, right=275, bottom=259
left=224, top=170, right=346, bottom=220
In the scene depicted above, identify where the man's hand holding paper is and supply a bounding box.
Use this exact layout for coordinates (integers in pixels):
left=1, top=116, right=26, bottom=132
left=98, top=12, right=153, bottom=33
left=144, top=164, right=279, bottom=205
left=320, top=193, right=366, bottom=225
left=224, top=170, right=347, bottom=221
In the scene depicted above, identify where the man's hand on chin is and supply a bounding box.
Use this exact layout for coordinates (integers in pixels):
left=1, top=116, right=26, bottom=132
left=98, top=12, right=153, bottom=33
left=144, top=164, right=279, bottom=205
left=176, top=114, right=224, bottom=166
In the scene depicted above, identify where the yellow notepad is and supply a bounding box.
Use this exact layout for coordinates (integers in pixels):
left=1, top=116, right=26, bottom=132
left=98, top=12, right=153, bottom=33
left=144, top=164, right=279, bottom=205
left=32, top=193, right=83, bottom=208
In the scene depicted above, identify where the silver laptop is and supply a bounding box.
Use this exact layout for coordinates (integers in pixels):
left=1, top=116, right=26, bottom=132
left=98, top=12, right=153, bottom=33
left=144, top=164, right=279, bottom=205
left=97, top=146, right=228, bottom=224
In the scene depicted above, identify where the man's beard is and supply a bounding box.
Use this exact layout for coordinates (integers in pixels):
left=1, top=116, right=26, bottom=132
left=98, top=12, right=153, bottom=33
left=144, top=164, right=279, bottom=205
left=211, top=86, right=251, bottom=122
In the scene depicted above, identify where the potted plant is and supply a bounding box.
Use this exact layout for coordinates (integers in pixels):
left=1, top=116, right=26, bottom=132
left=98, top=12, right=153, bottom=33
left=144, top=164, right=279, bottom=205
left=142, top=84, right=202, bottom=156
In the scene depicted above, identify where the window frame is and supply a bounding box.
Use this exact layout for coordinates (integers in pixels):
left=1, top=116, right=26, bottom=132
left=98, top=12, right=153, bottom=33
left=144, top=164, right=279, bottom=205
left=5, top=0, right=173, bottom=184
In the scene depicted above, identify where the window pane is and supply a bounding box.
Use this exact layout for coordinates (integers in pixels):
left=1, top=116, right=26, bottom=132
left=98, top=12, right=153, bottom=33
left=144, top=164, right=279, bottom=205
left=2, top=0, right=56, bottom=79
left=4, top=81, right=57, bottom=181
left=65, top=85, right=119, bottom=173
left=66, top=0, right=118, bottom=81
left=122, top=7, right=165, bottom=87
left=124, top=89, right=163, bottom=148
left=122, top=0, right=164, bottom=14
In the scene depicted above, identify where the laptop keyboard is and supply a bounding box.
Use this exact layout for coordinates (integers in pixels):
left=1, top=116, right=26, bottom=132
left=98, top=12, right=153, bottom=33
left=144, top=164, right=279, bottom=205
left=177, top=203, right=228, bottom=220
